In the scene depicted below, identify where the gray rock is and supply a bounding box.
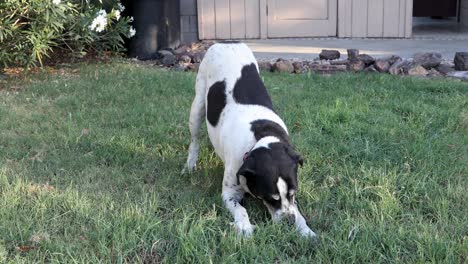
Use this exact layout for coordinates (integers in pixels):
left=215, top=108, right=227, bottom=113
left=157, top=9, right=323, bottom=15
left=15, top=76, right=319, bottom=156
left=364, top=65, right=378, bottom=73
left=319, top=50, right=341, bottom=60
left=292, top=61, right=305, bottom=73
left=347, top=49, right=359, bottom=60
left=389, top=60, right=411, bottom=75
left=330, top=60, right=349, bottom=66
left=384, top=55, right=402, bottom=65
left=178, top=54, right=192, bottom=64
left=427, top=69, right=443, bottom=77
left=447, top=71, right=468, bottom=81
left=374, top=59, right=391, bottom=73
left=413, top=52, right=442, bottom=69
left=201, top=40, right=216, bottom=47
left=309, top=64, right=347, bottom=74
left=174, top=45, right=188, bottom=55
left=191, top=52, right=205, bottom=63
left=348, top=60, right=365, bottom=72
left=157, top=50, right=176, bottom=66
left=157, top=50, right=173, bottom=58
left=173, top=63, right=188, bottom=72
left=357, top=54, right=375, bottom=66
left=315, top=59, right=331, bottom=65
left=374, top=55, right=401, bottom=73
left=272, top=59, right=294, bottom=73
left=454, top=52, right=468, bottom=71
left=408, top=65, right=429, bottom=76
left=161, top=55, right=176, bottom=66
left=187, top=63, right=200, bottom=72
left=258, top=61, right=273, bottom=72
left=435, top=63, right=454, bottom=75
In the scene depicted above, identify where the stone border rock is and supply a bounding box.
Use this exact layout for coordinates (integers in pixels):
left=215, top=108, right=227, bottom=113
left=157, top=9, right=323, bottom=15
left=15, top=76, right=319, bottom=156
left=147, top=41, right=468, bottom=81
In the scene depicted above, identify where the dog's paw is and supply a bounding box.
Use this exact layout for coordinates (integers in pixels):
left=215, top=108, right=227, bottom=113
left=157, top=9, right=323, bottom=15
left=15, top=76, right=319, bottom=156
left=298, top=226, right=318, bottom=239
left=181, top=163, right=196, bottom=175
left=230, top=221, right=255, bottom=237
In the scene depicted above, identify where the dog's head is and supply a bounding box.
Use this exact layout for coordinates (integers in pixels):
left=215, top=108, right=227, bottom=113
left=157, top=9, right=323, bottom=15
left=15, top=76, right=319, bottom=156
left=237, top=139, right=303, bottom=223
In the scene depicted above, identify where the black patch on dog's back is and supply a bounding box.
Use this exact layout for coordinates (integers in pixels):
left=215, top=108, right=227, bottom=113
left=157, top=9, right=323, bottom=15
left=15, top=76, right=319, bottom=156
left=207, top=81, right=226, bottom=126
left=233, top=63, right=274, bottom=110
left=250, top=119, right=289, bottom=143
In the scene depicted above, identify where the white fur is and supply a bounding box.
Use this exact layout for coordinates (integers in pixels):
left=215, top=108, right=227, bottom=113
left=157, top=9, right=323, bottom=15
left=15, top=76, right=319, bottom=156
left=184, top=43, right=316, bottom=238
left=252, top=136, right=280, bottom=151
left=277, top=178, right=290, bottom=211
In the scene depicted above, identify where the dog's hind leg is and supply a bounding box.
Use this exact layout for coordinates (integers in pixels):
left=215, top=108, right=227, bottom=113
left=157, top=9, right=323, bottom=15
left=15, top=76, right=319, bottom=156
left=183, top=74, right=206, bottom=173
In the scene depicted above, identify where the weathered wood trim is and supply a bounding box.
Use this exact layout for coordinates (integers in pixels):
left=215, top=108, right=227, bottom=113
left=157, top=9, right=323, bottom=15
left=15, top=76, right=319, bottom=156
left=352, top=0, right=368, bottom=37
left=405, top=0, right=413, bottom=38
left=197, top=0, right=204, bottom=39
left=329, top=0, right=338, bottom=35
left=245, top=0, right=261, bottom=38
left=338, top=0, right=351, bottom=37
left=197, top=0, right=216, bottom=39
left=214, top=0, right=231, bottom=39
left=230, top=0, right=246, bottom=38
left=368, top=0, right=384, bottom=37
left=260, top=0, right=267, bottom=39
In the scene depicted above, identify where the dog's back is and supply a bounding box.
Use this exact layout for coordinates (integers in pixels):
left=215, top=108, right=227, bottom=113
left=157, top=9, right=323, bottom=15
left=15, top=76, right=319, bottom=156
left=198, top=42, right=258, bottom=95
left=196, top=42, right=287, bottom=164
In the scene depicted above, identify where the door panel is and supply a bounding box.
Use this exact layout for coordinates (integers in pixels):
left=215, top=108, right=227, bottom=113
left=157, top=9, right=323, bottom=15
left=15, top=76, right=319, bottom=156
left=245, top=0, right=261, bottom=38
left=198, top=0, right=261, bottom=39
left=383, top=0, right=400, bottom=37
left=267, top=0, right=337, bottom=37
left=230, top=0, right=246, bottom=38
left=274, top=0, right=328, bottom=20
left=214, top=0, right=231, bottom=39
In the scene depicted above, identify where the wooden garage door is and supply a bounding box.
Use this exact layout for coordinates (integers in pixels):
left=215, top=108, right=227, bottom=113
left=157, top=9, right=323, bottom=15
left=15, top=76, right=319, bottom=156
left=198, top=0, right=261, bottom=39
left=267, top=0, right=337, bottom=37
left=338, top=0, right=413, bottom=38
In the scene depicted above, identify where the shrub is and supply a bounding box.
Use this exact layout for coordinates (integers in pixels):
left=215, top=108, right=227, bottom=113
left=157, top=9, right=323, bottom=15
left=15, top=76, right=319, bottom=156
left=0, top=0, right=135, bottom=68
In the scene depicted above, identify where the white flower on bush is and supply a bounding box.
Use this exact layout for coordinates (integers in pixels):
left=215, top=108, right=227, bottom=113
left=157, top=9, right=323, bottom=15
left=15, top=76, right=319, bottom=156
left=128, top=26, right=136, bottom=38
left=88, top=9, right=108, bottom=33
left=52, top=0, right=61, bottom=4
left=129, top=16, right=134, bottom=22
left=117, top=3, right=125, bottom=12
left=97, top=9, right=106, bottom=17
left=114, top=10, right=121, bottom=21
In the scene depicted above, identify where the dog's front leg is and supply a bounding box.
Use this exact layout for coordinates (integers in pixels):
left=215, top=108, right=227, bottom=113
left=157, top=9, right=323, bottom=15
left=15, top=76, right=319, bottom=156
left=292, top=203, right=317, bottom=238
left=222, top=167, right=254, bottom=237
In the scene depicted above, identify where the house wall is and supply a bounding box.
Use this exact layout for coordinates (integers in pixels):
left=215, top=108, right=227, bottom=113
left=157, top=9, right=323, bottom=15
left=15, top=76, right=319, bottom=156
left=193, top=0, right=416, bottom=39
left=338, top=0, right=412, bottom=38
left=461, top=0, right=468, bottom=27
left=180, top=0, right=199, bottom=43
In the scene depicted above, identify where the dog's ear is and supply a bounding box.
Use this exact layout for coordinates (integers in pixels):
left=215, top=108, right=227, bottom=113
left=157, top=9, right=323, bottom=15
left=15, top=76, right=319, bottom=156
left=237, top=168, right=255, bottom=178
left=236, top=159, right=256, bottom=184
left=296, top=155, right=304, bottom=167
left=285, top=146, right=304, bottom=167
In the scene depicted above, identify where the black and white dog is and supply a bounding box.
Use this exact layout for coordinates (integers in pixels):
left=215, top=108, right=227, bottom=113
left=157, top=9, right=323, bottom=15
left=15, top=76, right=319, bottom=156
left=184, top=42, right=316, bottom=238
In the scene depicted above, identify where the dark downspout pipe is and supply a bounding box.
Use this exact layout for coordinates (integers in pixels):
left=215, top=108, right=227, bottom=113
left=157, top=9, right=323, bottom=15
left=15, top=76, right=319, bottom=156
left=122, top=0, right=180, bottom=60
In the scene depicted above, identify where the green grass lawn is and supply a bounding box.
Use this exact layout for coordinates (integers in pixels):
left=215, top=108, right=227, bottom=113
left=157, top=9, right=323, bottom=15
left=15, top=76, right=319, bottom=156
left=0, top=62, right=467, bottom=263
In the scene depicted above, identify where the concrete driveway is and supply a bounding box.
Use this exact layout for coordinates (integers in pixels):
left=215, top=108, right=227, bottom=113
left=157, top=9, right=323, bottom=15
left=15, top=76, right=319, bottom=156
left=245, top=38, right=467, bottom=61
